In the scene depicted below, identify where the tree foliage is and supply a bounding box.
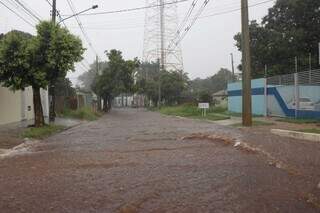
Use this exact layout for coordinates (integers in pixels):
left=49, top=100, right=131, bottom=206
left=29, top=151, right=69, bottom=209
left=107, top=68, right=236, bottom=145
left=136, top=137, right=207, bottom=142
left=93, top=49, right=139, bottom=111
left=190, top=68, right=233, bottom=99
left=135, top=62, right=189, bottom=105
left=234, top=0, right=320, bottom=78
left=54, top=77, right=76, bottom=97
left=78, top=61, right=108, bottom=92
left=0, top=21, right=84, bottom=127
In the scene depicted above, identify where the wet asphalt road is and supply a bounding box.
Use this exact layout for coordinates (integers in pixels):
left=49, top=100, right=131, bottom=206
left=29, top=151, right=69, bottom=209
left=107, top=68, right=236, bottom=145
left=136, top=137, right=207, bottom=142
left=0, top=108, right=319, bottom=212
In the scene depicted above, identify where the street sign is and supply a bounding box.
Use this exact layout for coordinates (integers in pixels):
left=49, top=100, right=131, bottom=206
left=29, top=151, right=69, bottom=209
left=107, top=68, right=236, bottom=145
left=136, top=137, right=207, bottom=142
left=198, top=103, right=209, bottom=117
left=198, top=103, right=209, bottom=109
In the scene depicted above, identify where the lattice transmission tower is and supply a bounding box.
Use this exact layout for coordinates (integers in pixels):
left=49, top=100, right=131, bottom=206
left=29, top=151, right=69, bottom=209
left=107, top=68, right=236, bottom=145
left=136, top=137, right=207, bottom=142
left=143, top=0, right=184, bottom=72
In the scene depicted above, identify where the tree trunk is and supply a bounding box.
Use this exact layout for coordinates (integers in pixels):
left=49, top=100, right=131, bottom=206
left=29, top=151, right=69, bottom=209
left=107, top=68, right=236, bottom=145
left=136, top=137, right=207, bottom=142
left=121, top=94, right=124, bottom=107
left=33, top=87, right=45, bottom=127
left=49, top=84, right=56, bottom=122
left=102, top=96, right=108, bottom=112
left=97, top=96, right=101, bottom=111
left=107, top=96, right=112, bottom=111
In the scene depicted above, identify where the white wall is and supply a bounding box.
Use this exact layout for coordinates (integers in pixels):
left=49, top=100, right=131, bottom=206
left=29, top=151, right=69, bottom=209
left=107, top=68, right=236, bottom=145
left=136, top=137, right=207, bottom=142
left=0, top=87, right=22, bottom=125
left=0, top=86, right=49, bottom=125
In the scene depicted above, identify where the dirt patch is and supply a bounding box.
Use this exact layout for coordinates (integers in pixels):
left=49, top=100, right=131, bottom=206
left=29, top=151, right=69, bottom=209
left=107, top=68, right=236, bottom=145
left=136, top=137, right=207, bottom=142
left=0, top=136, right=23, bottom=149
left=304, top=193, right=320, bottom=209
left=76, top=162, right=137, bottom=170
left=181, top=133, right=234, bottom=146
left=181, top=133, right=301, bottom=176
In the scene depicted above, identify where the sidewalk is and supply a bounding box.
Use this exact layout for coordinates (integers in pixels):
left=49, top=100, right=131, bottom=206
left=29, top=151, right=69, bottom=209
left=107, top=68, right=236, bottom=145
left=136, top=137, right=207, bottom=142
left=0, top=117, right=82, bottom=149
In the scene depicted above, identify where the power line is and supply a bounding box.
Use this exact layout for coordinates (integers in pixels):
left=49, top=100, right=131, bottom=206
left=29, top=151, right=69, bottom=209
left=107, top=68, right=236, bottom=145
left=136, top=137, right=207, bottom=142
left=66, top=0, right=99, bottom=59
left=62, top=0, right=189, bottom=16
left=3, top=0, right=37, bottom=24
left=13, top=0, right=42, bottom=22
left=44, top=0, right=96, bottom=70
left=44, top=0, right=67, bottom=28
left=19, top=0, right=43, bottom=19
left=65, top=0, right=273, bottom=32
left=0, top=0, right=34, bottom=27
left=200, top=0, right=273, bottom=19
left=168, top=0, right=200, bottom=50
left=169, top=0, right=210, bottom=51
left=168, top=0, right=272, bottom=51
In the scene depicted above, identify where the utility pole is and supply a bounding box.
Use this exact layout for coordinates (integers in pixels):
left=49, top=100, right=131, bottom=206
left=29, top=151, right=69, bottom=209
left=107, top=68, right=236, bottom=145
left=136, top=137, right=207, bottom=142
left=96, top=55, right=101, bottom=111
left=230, top=53, right=235, bottom=81
left=159, top=0, right=165, bottom=72
left=49, top=0, right=57, bottom=122
left=52, top=0, right=56, bottom=23
left=157, top=59, right=161, bottom=108
left=241, top=0, right=252, bottom=126
left=264, top=64, right=268, bottom=117
left=158, top=0, right=165, bottom=108
left=309, top=53, right=312, bottom=71
left=294, top=56, right=299, bottom=119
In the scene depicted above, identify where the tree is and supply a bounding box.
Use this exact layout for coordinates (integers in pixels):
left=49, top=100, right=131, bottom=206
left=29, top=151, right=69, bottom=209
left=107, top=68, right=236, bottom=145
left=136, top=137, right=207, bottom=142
left=234, top=0, right=320, bottom=78
left=78, top=61, right=108, bottom=92
left=0, top=22, right=84, bottom=127
left=0, top=30, right=47, bottom=127
left=54, top=77, right=76, bottom=97
left=35, top=21, right=84, bottom=122
left=160, top=70, right=189, bottom=105
left=135, top=62, right=189, bottom=106
left=135, top=62, right=160, bottom=105
left=198, top=91, right=212, bottom=103
left=92, top=50, right=139, bottom=111
left=190, top=68, right=233, bottom=98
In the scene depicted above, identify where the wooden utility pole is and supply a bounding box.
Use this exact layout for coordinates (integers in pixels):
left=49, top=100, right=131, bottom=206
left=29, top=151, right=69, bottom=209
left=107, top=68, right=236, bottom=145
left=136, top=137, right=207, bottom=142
left=241, top=0, right=252, bottom=126
left=230, top=53, right=235, bottom=81
left=158, top=59, right=161, bottom=108
left=158, top=0, right=165, bottom=108
left=49, top=0, right=57, bottom=122
left=52, top=0, right=56, bottom=23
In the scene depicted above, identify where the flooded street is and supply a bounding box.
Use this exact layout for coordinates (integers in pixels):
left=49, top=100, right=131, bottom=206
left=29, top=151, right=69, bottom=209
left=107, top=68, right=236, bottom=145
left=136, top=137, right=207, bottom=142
left=0, top=108, right=319, bottom=212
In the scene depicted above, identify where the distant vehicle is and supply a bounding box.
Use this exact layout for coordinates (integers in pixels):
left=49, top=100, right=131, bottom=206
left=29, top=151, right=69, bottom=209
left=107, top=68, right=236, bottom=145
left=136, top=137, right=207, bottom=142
left=314, top=100, right=320, bottom=111
left=288, top=97, right=314, bottom=110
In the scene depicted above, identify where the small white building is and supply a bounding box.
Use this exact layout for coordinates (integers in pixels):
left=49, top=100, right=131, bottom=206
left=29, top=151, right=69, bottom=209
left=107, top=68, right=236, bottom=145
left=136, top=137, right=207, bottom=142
left=0, top=86, right=49, bottom=125
left=113, top=94, right=145, bottom=108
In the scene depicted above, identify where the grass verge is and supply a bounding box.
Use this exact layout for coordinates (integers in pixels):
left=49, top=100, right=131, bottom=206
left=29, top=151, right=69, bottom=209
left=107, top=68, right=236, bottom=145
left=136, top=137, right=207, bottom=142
left=231, top=120, right=275, bottom=127
left=296, top=128, right=320, bottom=134
left=59, top=107, right=102, bottom=121
left=276, top=118, right=320, bottom=124
left=21, top=125, right=65, bottom=139
left=158, top=105, right=230, bottom=121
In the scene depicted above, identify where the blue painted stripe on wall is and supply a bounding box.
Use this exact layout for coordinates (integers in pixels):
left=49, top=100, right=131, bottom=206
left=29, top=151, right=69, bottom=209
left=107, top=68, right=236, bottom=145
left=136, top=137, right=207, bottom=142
left=228, top=88, right=265, bottom=96
left=268, top=87, right=295, bottom=117
left=229, top=87, right=320, bottom=118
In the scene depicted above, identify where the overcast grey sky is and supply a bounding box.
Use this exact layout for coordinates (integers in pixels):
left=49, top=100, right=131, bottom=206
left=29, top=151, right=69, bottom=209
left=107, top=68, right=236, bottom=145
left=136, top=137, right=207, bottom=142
left=0, top=0, right=275, bottom=83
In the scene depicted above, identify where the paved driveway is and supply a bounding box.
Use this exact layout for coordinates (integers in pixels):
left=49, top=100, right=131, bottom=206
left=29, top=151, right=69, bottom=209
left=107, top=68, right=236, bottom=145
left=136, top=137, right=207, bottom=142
left=0, top=108, right=318, bottom=212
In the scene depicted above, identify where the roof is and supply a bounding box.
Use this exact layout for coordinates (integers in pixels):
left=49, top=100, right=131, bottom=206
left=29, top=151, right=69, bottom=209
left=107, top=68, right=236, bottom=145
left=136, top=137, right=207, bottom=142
left=212, top=90, right=227, bottom=97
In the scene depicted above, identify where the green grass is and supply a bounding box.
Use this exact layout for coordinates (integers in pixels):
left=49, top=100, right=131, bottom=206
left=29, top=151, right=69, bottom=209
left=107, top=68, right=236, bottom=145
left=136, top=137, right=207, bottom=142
left=58, top=107, right=102, bottom=121
left=296, top=128, right=320, bottom=134
left=276, top=118, right=320, bottom=124
left=158, top=105, right=230, bottom=121
left=220, top=111, right=264, bottom=118
left=231, top=120, right=275, bottom=127
left=21, top=125, right=65, bottom=139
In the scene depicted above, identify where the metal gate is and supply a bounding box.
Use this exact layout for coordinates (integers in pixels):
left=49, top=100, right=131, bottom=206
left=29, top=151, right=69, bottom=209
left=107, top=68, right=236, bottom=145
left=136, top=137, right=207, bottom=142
left=266, top=69, right=320, bottom=119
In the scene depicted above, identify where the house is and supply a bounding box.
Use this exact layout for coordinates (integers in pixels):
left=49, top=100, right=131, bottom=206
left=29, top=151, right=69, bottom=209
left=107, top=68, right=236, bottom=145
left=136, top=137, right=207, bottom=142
left=0, top=86, right=49, bottom=125
left=212, top=90, right=227, bottom=105
left=113, top=94, right=145, bottom=108
left=76, top=89, right=97, bottom=109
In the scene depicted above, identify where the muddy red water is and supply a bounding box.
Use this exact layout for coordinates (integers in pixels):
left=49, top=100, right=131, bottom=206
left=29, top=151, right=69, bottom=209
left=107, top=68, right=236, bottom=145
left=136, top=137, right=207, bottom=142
left=0, top=109, right=319, bottom=212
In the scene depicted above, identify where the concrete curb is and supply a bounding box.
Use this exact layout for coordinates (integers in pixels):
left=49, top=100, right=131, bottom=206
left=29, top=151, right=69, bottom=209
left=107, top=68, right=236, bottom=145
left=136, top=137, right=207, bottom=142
left=271, top=129, right=320, bottom=143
